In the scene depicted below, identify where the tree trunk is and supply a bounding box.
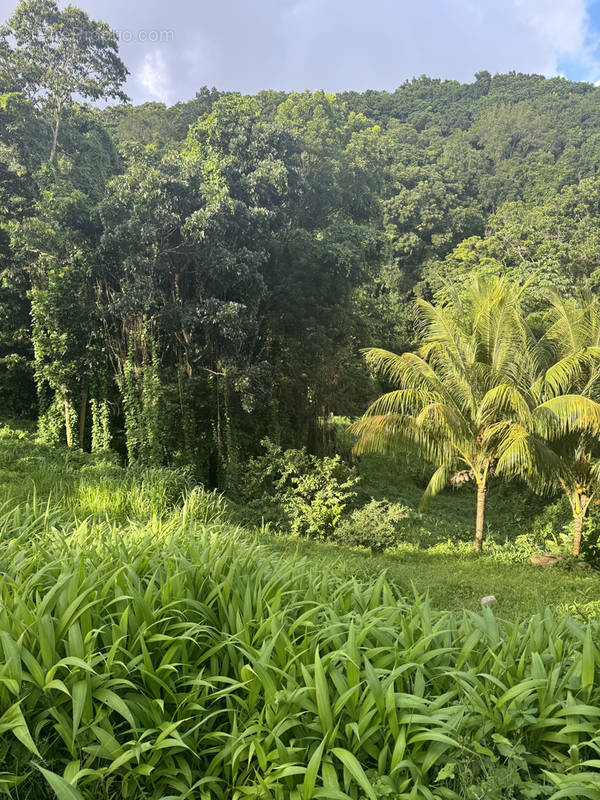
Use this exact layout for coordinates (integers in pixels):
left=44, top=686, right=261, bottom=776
left=49, top=115, right=60, bottom=163
left=78, top=389, right=88, bottom=449
left=64, top=393, right=73, bottom=448
left=474, top=482, right=487, bottom=552
left=573, top=514, right=584, bottom=557
left=572, top=491, right=589, bottom=556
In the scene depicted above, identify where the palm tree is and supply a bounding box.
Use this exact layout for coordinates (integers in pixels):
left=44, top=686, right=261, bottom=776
left=531, top=292, right=600, bottom=555
left=351, top=277, right=600, bottom=551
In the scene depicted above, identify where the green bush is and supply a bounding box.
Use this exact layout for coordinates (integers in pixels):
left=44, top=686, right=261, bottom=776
left=242, top=438, right=359, bottom=538
left=484, top=533, right=544, bottom=564
left=334, top=499, right=411, bottom=553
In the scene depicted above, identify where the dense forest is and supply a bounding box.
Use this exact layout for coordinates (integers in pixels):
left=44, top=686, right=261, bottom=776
left=5, top=1, right=600, bottom=494
left=6, top=3, right=600, bottom=799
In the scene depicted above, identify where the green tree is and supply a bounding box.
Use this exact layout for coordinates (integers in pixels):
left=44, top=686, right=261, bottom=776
left=11, top=106, right=118, bottom=445
left=0, top=91, right=48, bottom=414
left=534, top=292, right=600, bottom=555
left=1, top=0, right=128, bottom=161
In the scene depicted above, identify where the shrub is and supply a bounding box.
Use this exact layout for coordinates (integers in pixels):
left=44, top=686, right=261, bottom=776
left=242, top=438, right=359, bottom=538
left=484, top=533, right=544, bottom=564
left=334, top=499, right=411, bottom=553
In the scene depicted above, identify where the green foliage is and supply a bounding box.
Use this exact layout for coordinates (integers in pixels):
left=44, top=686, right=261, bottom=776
left=1, top=0, right=128, bottom=161
left=180, top=484, right=230, bottom=526
left=89, top=397, right=111, bottom=453
left=242, top=438, right=359, bottom=538
left=36, top=390, right=65, bottom=446
left=0, top=424, right=192, bottom=521
left=334, top=498, right=411, bottom=553
left=353, top=276, right=600, bottom=553
left=0, top=468, right=595, bottom=796
left=10, top=67, right=600, bottom=476
left=482, top=533, right=544, bottom=565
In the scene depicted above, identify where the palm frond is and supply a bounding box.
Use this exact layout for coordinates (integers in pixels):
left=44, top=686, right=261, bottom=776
left=419, top=464, right=453, bottom=512
left=361, top=348, right=438, bottom=390
left=494, top=423, right=561, bottom=486
left=477, top=384, right=532, bottom=429
left=361, top=388, right=434, bottom=418
left=350, top=413, right=458, bottom=465
left=533, top=395, right=600, bottom=439
left=541, top=348, right=600, bottom=398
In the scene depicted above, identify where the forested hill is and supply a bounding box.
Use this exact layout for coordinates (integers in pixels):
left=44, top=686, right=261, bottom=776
left=3, top=58, right=600, bottom=483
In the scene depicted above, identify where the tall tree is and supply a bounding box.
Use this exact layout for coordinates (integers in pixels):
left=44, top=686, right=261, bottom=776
left=532, top=292, right=600, bottom=555
left=0, top=0, right=128, bottom=161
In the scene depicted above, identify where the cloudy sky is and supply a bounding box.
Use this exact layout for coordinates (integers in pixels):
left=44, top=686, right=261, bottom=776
left=2, top=0, right=600, bottom=104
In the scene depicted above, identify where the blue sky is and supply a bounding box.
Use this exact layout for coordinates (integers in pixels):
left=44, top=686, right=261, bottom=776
left=556, top=0, right=600, bottom=80
left=2, top=0, right=600, bottom=103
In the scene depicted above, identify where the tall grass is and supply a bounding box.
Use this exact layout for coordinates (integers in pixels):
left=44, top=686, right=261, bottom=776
left=0, top=425, right=229, bottom=524
left=0, top=504, right=598, bottom=799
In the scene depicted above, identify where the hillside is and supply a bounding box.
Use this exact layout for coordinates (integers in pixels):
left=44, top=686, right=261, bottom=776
left=4, top=70, right=600, bottom=475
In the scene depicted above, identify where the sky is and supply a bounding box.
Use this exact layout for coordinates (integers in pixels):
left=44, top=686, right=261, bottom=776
left=3, top=0, right=600, bottom=104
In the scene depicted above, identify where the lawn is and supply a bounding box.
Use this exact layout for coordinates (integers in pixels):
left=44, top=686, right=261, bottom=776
left=261, top=536, right=600, bottom=621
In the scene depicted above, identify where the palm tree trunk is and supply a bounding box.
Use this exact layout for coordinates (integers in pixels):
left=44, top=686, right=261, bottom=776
left=573, top=515, right=583, bottom=557
left=474, top=482, right=487, bottom=552
left=571, top=492, right=589, bottom=557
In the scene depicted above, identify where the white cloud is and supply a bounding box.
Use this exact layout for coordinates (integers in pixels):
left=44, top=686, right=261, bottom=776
left=137, top=50, right=172, bottom=103
left=70, top=0, right=600, bottom=102
left=514, top=0, right=587, bottom=52
left=513, top=0, right=600, bottom=78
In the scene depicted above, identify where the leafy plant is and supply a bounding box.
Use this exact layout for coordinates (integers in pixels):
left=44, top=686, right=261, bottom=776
left=180, top=484, right=230, bottom=526
left=351, top=276, right=600, bottom=552
left=334, top=498, right=410, bottom=553
left=0, top=502, right=595, bottom=798
left=242, top=438, right=359, bottom=538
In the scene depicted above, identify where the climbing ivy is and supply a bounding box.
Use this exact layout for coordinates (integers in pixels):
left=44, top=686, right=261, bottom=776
left=90, top=397, right=111, bottom=452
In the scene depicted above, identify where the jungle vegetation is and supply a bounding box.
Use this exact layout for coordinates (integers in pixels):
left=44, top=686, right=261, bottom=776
left=3, top=2, right=600, bottom=798
left=4, top=2, right=600, bottom=551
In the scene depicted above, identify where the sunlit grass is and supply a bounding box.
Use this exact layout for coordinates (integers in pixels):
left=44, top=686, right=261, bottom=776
left=0, top=425, right=599, bottom=796
left=0, top=503, right=597, bottom=798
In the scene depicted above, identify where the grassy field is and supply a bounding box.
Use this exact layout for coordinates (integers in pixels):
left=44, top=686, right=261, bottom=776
left=0, top=424, right=599, bottom=798
left=0, top=424, right=598, bottom=622
left=261, top=537, right=600, bottom=621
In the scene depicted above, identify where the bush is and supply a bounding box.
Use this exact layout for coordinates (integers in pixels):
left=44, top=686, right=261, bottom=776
left=484, top=533, right=544, bottom=564
left=241, top=438, right=359, bottom=538
left=334, top=499, right=411, bottom=553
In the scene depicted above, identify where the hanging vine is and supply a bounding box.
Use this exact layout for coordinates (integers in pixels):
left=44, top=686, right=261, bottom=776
left=113, top=323, right=166, bottom=466
left=118, top=355, right=143, bottom=464
left=140, top=348, right=164, bottom=465
left=90, top=398, right=112, bottom=452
